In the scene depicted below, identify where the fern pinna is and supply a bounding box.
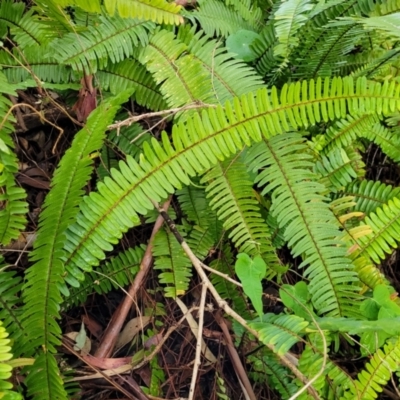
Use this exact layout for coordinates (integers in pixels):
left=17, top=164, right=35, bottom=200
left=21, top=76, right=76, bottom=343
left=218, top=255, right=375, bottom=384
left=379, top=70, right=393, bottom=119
left=2, top=0, right=400, bottom=399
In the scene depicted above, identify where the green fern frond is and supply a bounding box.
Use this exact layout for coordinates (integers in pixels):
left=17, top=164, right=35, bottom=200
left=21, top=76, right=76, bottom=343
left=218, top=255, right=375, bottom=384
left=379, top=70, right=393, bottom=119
left=52, top=0, right=183, bottom=25
left=342, top=337, right=400, bottom=399
left=97, top=59, right=165, bottom=110
left=315, top=147, right=365, bottom=193
left=340, top=180, right=400, bottom=215
left=0, top=77, right=28, bottom=245
left=0, top=46, right=77, bottom=85
left=250, top=314, right=308, bottom=355
left=153, top=226, right=192, bottom=297
left=202, top=156, right=281, bottom=275
left=225, top=0, right=263, bottom=25
left=62, top=77, right=400, bottom=280
left=248, top=133, right=360, bottom=316
left=355, top=197, right=400, bottom=264
left=187, top=31, right=265, bottom=104
left=51, top=14, right=154, bottom=72
left=251, top=24, right=279, bottom=76
left=138, top=29, right=213, bottom=110
left=21, top=92, right=131, bottom=400
left=0, top=319, right=22, bottom=399
left=0, top=0, right=51, bottom=48
left=0, top=264, right=24, bottom=355
left=249, top=349, right=298, bottom=399
left=65, top=247, right=143, bottom=308
left=297, top=333, right=355, bottom=399
left=186, top=0, right=256, bottom=37
left=351, top=13, right=400, bottom=40
left=273, top=0, right=314, bottom=61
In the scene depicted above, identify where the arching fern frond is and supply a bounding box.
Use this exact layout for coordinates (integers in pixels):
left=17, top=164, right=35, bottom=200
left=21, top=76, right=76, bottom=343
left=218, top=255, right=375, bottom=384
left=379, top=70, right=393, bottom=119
left=342, top=337, right=400, bottom=399
left=153, top=226, right=192, bottom=297
left=21, top=91, right=131, bottom=400
left=315, top=147, right=365, bottom=193
left=0, top=262, right=23, bottom=354
left=0, top=319, right=22, bottom=399
left=187, top=31, right=265, bottom=104
left=96, top=59, right=165, bottom=110
left=52, top=0, right=183, bottom=25
left=138, top=29, right=213, bottom=110
left=186, top=0, right=256, bottom=37
left=201, top=156, right=282, bottom=276
left=273, top=0, right=314, bottom=61
left=0, top=0, right=51, bottom=48
left=339, top=180, right=400, bottom=215
left=65, top=246, right=143, bottom=309
left=248, top=133, right=360, bottom=316
left=51, top=15, right=154, bottom=72
left=250, top=314, right=308, bottom=355
left=0, top=76, right=28, bottom=245
left=62, top=77, right=400, bottom=281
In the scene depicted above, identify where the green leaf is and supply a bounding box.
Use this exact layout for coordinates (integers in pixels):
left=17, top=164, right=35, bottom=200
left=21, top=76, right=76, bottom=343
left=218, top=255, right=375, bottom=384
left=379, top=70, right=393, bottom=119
left=226, top=29, right=260, bottom=62
left=235, top=253, right=266, bottom=318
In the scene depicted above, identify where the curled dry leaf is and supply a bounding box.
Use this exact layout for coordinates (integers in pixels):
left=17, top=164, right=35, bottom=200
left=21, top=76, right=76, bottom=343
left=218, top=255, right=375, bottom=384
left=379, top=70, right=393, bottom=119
left=115, top=316, right=151, bottom=351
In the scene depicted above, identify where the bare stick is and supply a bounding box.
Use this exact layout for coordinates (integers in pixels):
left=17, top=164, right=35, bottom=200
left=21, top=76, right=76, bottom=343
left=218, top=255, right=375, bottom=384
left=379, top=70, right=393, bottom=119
left=188, top=283, right=207, bottom=400
left=107, top=102, right=217, bottom=131
left=154, top=202, right=320, bottom=400
left=94, top=197, right=172, bottom=358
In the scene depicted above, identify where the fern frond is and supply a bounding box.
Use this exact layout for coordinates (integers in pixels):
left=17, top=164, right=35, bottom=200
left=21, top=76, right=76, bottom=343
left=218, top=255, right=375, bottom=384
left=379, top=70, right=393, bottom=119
left=62, top=77, right=400, bottom=280
left=153, top=226, right=192, bottom=297
left=0, top=319, right=22, bottom=399
left=0, top=263, right=24, bottom=354
left=340, top=180, right=400, bottom=215
left=202, top=156, right=282, bottom=276
left=187, top=31, right=265, bottom=104
left=0, top=0, right=51, bottom=48
left=251, top=24, right=279, bottom=76
left=51, top=14, right=154, bottom=72
left=0, top=75, right=28, bottom=245
left=315, top=147, right=365, bottom=193
left=249, top=349, right=298, bottom=399
left=186, top=0, right=256, bottom=37
left=351, top=13, right=400, bottom=40
left=177, top=185, right=222, bottom=259
left=355, top=197, right=400, bottom=264
left=65, top=247, right=143, bottom=308
left=250, top=314, right=308, bottom=355
left=225, top=0, right=263, bottom=25
left=21, top=92, right=131, bottom=400
left=138, top=29, right=213, bottom=110
left=97, top=59, right=165, bottom=110
left=343, top=337, right=400, bottom=399
left=52, top=0, right=183, bottom=25
left=273, top=0, right=314, bottom=61
left=248, top=133, right=360, bottom=316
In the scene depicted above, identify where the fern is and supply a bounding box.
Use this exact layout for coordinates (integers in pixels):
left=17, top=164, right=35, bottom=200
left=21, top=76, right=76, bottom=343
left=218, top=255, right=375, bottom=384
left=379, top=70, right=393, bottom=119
left=51, top=14, right=154, bottom=72
left=153, top=226, right=192, bottom=297
left=0, top=74, right=28, bottom=245
left=62, top=77, right=400, bottom=283
left=342, top=337, right=400, bottom=399
left=202, top=156, right=282, bottom=276
left=50, top=0, right=183, bottom=25
left=21, top=92, right=131, bottom=399
left=65, top=247, right=143, bottom=308
left=248, top=133, right=360, bottom=316
left=0, top=319, right=22, bottom=399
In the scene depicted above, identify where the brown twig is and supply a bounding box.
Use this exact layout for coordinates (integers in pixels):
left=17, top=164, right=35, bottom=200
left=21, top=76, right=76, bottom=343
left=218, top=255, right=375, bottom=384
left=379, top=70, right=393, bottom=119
left=94, top=197, right=172, bottom=358
left=8, top=95, right=27, bottom=132
left=215, top=311, right=257, bottom=400
left=107, top=102, right=217, bottom=132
